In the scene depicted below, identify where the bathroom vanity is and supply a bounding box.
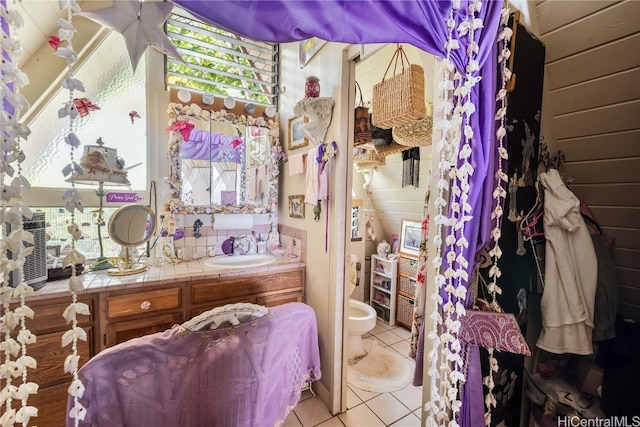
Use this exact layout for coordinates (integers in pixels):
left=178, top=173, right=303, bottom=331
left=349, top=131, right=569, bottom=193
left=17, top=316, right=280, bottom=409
left=11, top=258, right=305, bottom=427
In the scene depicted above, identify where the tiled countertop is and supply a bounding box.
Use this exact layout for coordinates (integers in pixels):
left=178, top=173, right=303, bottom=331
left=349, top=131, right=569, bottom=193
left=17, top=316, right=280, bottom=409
left=27, top=255, right=305, bottom=301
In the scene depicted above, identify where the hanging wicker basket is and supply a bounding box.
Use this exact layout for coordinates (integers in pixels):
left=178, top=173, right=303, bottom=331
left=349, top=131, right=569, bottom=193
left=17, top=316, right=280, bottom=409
left=371, top=45, right=425, bottom=129
left=392, top=115, right=433, bottom=147
left=374, top=141, right=411, bottom=157
left=353, top=148, right=385, bottom=169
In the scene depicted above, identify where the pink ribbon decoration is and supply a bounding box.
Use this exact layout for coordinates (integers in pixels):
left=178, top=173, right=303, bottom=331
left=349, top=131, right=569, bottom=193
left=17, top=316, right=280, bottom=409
left=48, top=35, right=60, bottom=50
left=73, top=98, right=100, bottom=117
left=166, top=120, right=195, bottom=141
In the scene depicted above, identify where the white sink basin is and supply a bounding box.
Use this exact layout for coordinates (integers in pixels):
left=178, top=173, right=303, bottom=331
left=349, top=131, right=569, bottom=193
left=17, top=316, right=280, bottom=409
left=205, top=254, right=276, bottom=269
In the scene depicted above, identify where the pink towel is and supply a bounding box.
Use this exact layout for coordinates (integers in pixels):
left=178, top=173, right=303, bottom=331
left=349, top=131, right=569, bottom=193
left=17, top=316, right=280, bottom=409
left=288, top=153, right=306, bottom=175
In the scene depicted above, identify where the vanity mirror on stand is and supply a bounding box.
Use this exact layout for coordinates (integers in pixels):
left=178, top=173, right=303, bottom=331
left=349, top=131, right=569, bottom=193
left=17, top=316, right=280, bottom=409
left=107, top=203, right=157, bottom=276
left=167, top=92, right=281, bottom=215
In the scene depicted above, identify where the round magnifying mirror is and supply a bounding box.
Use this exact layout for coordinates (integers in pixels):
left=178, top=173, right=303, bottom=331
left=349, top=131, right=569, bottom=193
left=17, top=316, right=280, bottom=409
left=107, top=203, right=156, bottom=276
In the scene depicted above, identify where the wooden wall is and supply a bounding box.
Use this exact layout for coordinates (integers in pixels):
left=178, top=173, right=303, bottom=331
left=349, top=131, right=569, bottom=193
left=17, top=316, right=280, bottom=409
left=536, top=0, right=640, bottom=320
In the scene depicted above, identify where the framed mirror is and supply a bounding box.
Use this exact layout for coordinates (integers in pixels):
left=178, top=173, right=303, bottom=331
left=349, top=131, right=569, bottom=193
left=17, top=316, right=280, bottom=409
left=107, top=203, right=157, bottom=276
left=167, top=102, right=281, bottom=215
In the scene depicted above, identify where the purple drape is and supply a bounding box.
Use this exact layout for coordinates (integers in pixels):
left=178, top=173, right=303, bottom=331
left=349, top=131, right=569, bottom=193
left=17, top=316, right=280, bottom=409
left=170, top=1, right=503, bottom=423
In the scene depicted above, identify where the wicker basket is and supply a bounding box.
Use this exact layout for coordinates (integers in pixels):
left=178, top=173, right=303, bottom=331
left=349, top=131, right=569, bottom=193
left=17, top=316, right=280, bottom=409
left=399, top=255, right=418, bottom=277
left=353, top=148, right=385, bottom=169
left=374, top=141, right=411, bottom=157
left=399, top=276, right=416, bottom=296
left=371, top=45, right=425, bottom=130
left=396, top=294, right=414, bottom=327
left=393, top=115, right=433, bottom=147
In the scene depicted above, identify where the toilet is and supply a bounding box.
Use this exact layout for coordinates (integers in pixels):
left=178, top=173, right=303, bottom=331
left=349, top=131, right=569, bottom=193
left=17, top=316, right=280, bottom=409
left=347, top=255, right=377, bottom=362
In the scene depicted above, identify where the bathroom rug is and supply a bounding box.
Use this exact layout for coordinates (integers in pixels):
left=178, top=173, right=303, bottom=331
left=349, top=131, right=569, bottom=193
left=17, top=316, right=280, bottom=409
left=347, top=339, right=413, bottom=393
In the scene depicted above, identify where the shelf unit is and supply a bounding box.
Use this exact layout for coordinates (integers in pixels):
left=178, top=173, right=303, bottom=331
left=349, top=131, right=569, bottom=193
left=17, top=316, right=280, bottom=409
left=369, top=255, right=398, bottom=325
left=396, top=254, right=418, bottom=328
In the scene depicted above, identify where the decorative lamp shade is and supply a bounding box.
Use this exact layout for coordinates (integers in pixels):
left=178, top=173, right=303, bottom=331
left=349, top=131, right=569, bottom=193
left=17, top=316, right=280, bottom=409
left=72, top=139, right=131, bottom=185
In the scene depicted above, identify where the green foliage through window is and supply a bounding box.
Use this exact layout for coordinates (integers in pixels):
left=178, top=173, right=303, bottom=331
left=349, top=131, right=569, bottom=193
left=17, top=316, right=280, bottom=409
left=166, top=12, right=279, bottom=106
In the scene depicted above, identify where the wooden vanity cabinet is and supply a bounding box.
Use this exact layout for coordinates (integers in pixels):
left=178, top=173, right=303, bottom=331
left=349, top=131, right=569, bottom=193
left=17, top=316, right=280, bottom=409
left=99, top=285, right=185, bottom=350
left=189, top=266, right=305, bottom=317
left=10, top=294, right=96, bottom=427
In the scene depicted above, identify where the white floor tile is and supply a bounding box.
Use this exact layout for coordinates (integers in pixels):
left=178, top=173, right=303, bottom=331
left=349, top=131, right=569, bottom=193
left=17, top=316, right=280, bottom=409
left=346, top=386, right=363, bottom=409
left=389, top=412, right=421, bottom=427
left=375, top=330, right=405, bottom=346
left=391, top=384, right=423, bottom=412
left=338, top=402, right=385, bottom=427
left=389, top=340, right=412, bottom=357
left=367, top=393, right=411, bottom=425
left=349, top=385, right=381, bottom=402
left=293, top=395, right=334, bottom=427
left=390, top=326, right=412, bottom=340
left=316, top=417, right=347, bottom=427
left=283, top=411, right=303, bottom=427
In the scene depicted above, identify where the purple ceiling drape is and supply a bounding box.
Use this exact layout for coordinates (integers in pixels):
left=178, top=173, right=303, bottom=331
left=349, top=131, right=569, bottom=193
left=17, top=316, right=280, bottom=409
left=171, top=0, right=503, bottom=423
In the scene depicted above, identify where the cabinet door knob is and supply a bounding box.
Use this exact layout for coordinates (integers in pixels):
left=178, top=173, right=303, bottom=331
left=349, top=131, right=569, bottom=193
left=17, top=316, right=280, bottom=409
left=140, top=300, right=151, bottom=310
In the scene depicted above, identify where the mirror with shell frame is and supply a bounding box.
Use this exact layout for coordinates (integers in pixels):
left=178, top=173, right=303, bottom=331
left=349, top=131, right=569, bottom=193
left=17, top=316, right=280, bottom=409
left=167, top=100, right=281, bottom=215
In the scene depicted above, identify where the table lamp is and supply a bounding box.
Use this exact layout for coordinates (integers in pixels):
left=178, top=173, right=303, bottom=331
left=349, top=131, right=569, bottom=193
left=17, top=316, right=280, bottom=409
left=70, top=138, right=131, bottom=270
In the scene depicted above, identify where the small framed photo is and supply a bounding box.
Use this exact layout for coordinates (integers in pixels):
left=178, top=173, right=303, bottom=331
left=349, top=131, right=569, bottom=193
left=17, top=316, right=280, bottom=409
left=288, top=115, right=309, bottom=150
left=289, top=195, right=305, bottom=219
left=390, top=233, right=399, bottom=254
left=399, top=219, right=421, bottom=257
left=299, top=37, right=327, bottom=68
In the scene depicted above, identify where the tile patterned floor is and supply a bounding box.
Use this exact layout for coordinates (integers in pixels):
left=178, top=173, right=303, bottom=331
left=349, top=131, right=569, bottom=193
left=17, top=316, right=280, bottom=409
left=284, top=320, right=423, bottom=427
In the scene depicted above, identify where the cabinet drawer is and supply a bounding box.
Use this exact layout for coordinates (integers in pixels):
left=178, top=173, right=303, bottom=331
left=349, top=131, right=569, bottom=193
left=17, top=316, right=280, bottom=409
left=18, top=296, right=94, bottom=334
left=192, top=269, right=303, bottom=306
left=256, top=291, right=303, bottom=307
left=106, top=287, right=181, bottom=319
left=398, top=276, right=416, bottom=296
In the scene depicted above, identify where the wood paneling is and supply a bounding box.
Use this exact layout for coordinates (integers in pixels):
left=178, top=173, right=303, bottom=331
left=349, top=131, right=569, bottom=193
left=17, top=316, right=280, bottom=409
left=558, top=130, right=640, bottom=161
left=536, top=0, right=620, bottom=34
left=612, top=248, right=640, bottom=269
left=615, top=266, right=640, bottom=287
left=541, top=1, right=640, bottom=62
left=550, top=68, right=640, bottom=115
left=546, top=34, right=640, bottom=90
left=552, top=100, right=640, bottom=139
left=587, top=206, right=640, bottom=229
left=570, top=183, right=640, bottom=206
left=600, top=227, right=640, bottom=249
left=560, top=158, right=640, bottom=184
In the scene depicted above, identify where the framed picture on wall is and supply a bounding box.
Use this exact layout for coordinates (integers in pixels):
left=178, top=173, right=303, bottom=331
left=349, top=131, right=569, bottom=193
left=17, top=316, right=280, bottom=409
left=289, top=195, right=305, bottom=219
left=288, top=115, right=309, bottom=150
left=399, top=219, right=421, bottom=257
left=299, top=37, right=327, bottom=68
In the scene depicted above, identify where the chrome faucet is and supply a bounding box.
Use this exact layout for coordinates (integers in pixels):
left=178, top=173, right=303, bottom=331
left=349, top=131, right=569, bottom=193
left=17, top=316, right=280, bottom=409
left=233, top=236, right=247, bottom=255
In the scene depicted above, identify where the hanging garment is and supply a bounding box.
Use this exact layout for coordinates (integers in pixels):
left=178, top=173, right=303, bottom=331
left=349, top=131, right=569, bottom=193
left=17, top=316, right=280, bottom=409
left=67, top=303, right=322, bottom=427
left=536, top=169, right=597, bottom=355
left=402, top=147, right=420, bottom=188
left=590, top=233, right=618, bottom=341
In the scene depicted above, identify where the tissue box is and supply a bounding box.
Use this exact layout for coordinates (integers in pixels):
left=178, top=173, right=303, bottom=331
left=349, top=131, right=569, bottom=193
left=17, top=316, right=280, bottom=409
left=575, top=358, right=603, bottom=396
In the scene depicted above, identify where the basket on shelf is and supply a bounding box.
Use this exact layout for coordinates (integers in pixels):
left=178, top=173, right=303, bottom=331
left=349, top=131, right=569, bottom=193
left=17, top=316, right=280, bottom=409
left=397, top=294, right=414, bottom=327
left=371, top=44, right=425, bottom=130
left=398, top=276, right=416, bottom=296
left=399, top=256, right=418, bottom=277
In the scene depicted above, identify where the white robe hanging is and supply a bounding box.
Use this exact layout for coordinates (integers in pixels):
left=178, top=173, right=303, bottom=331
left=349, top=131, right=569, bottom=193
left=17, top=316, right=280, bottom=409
left=537, top=169, right=597, bottom=355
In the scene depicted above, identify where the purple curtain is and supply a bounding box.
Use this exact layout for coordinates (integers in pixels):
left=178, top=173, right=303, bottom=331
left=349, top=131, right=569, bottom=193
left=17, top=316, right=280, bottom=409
left=171, top=1, right=503, bottom=424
